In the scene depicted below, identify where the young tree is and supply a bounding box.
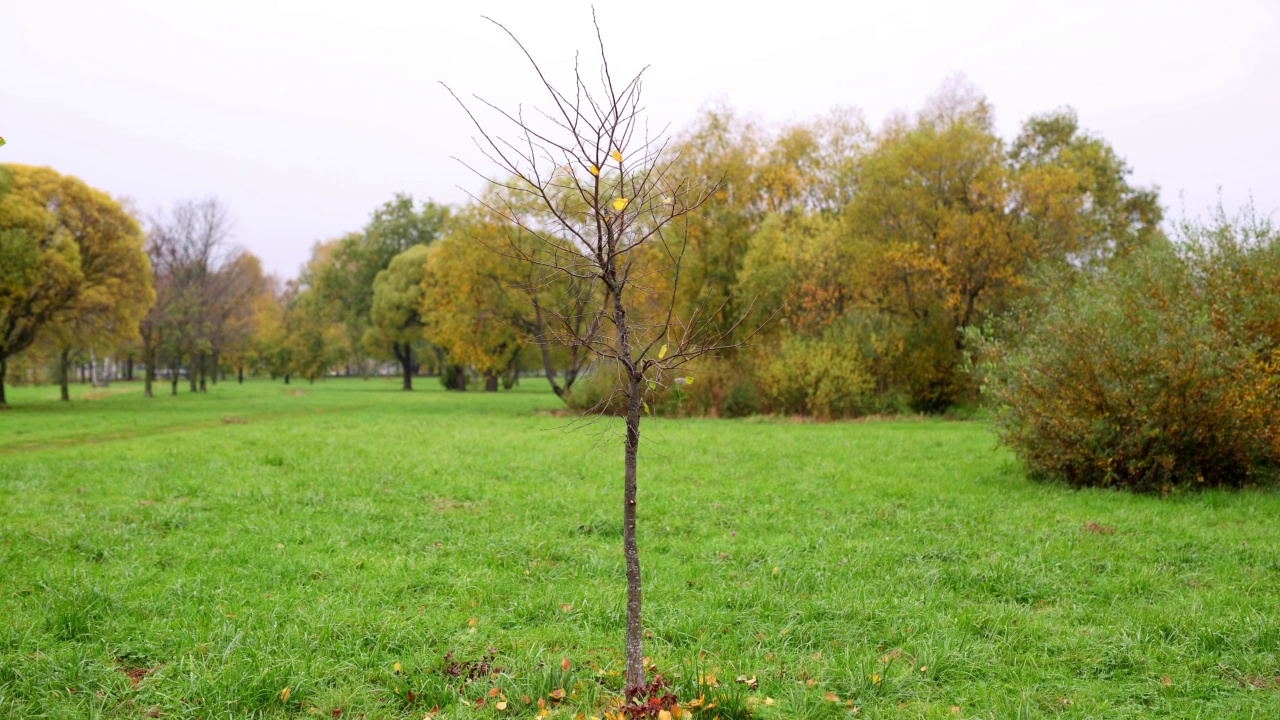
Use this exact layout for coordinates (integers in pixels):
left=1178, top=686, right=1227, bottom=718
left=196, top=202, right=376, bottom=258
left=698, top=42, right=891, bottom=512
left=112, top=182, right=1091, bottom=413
left=447, top=15, right=759, bottom=695
left=367, top=244, right=431, bottom=390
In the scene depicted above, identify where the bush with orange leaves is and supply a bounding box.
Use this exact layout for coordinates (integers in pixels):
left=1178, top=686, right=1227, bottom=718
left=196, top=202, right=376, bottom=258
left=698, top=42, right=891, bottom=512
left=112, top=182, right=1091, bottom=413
left=980, top=207, right=1280, bottom=491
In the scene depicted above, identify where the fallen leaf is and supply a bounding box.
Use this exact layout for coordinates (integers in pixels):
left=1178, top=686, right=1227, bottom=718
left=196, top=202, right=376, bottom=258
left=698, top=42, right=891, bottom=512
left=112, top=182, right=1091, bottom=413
left=279, top=687, right=291, bottom=702
left=1161, top=676, right=1172, bottom=687
left=488, top=687, right=501, bottom=697
left=496, top=700, right=508, bottom=710
left=562, top=658, right=571, bottom=671
left=764, top=697, right=775, bottom=706
left=393, top=662, right=401, bottom=673
left=468, top=617, right=478, bottom=626
left=559, top=604, right=573, bottom=612
left=658, top=711, right=673, bottom=720
left=824, top=692, right=840, bottom=702
left=549, top=688, right=566, bottom=700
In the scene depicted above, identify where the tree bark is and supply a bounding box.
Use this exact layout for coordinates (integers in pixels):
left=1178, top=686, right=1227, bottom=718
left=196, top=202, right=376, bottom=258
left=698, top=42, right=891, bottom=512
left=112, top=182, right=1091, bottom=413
left=397, top=344, right=413, bottom=391
left=188, top=355, right=198, bottom=392
left=210, top=350, right=219, bottom=385
left=484, top=372, right=499, bottom=392
left=284, top=373, right=290, bottom=385
left=170, top=363, right=179, bottom=395
left=237, top=365, right=244, bottom=384
left=198, top=353, right=207, bottom=392
left=90, top=349, right=100, bottom=388
left=59, top=349, right=72, bottom=402
left=609, top=285, right=645, bottom=691
left=0, top=356, right=8, bottom=406
left=143, top=346, right=153, bottom=399
left=126, top=355, right=134, bottom=382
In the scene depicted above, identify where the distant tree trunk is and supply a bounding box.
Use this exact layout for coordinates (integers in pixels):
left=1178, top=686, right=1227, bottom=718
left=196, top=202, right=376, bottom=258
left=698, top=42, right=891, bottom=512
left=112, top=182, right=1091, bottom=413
left=198, top=353, right=207, bottom=392
left=395, top=343, right=413, bottom=391
left=211, top=350, right=219, bottom=385
left=484, top=371, right=499, bottom=392
left=90, top=349, right=100, bottom=388
left=143, top=346, right=153, bottom=399
left=284, top=373, right=291, bottom=385
left=59, top=349, right=72, bottom=402
left=170, top=363, right=179, bottom=395
left=0, top=356, right=8, bottom=406
left=126, top=355, right=135, bottom=382
left=237, top=365, right=244, bottom=384
left=188, top=355, right=198, bottom=392
left=79, top=363, right=87, bottom=384
left=453, top=364, right=467, bottom=391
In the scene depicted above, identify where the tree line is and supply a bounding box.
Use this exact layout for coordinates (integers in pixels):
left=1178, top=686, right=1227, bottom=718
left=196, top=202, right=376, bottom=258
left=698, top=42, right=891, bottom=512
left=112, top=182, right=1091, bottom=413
left=1, top=80, right=1164, bottom=412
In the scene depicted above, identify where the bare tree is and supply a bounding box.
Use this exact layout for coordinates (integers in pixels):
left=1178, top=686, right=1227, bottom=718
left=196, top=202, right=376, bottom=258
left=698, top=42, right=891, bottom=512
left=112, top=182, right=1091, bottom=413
left=446, top=13, right=764, bottom=698
left=143, top=198, right=237, bottom=396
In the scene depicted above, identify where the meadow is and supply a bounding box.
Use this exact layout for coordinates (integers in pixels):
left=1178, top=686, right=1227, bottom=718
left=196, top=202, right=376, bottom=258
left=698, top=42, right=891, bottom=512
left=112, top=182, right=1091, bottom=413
left=1, top=380, right=1279, bottom=719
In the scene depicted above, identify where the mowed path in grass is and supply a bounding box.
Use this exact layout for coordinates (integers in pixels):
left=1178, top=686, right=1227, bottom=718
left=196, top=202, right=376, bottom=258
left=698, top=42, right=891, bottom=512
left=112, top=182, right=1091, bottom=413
left=1, top=380, right=1278, bottom=719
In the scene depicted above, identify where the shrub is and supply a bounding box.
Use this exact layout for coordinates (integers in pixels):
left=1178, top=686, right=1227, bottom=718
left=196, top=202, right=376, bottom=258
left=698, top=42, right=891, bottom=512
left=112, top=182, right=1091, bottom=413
left=756, top=330, right=874, bottom=420
left=981, top=209, right=1280, bottom=491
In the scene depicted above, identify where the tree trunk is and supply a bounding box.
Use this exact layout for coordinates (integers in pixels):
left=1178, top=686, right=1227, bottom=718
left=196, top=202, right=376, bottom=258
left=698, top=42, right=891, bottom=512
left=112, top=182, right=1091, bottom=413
left=398, top=344, right=413, bottom=391
left=452, top=364, right=467, bottom=391
left=198, top=353, right=207, bottom=392
left=188, top=355, right=197, bottom=392
left=143, top=345, right=153, bottom=399
left=484, top=372, right=498, bottom=392
left=621, top=374, right=644, bottom=690
left=60, top=349, right=72, bottom=401
left=237, top=365, right=244, bottom=384
left=171, top=364, right=179, bottom=395
left=210, top=350, right=219, bottom=385
left=90, top=349, right=100, bottom=388
left=0, top=355, right=7, bottom=406
left=126, top=355, right=134, bottom=382
left=284, top=373, right=290, bottom=385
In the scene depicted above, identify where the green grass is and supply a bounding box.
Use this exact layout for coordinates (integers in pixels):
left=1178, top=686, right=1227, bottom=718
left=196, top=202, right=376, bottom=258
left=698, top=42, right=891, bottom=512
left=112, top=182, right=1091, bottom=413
left=2, top=379, right=1279, bottom=719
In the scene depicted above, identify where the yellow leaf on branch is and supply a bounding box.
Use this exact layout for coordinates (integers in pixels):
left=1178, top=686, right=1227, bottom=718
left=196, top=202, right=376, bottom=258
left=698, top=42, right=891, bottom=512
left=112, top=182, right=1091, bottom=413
left=612, top=197, right=629, bottom=211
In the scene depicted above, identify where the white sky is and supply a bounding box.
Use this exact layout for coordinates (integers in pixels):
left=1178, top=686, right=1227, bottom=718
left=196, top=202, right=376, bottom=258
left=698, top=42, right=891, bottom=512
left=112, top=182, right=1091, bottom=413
left=3, top=0, right=1278, bottom=278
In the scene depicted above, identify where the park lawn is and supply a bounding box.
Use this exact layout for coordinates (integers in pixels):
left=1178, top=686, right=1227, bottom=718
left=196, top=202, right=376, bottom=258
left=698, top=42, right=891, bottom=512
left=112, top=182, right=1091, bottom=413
left=1, top=380, right=1279, bottom=719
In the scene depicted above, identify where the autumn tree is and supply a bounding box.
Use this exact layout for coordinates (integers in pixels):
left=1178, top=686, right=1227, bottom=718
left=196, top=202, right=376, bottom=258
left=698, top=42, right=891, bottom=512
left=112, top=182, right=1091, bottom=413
left=448, top=15, right=759, bottom=697
left=368, top=244, right=431, bottom=390
left=422, top=199, right=595, bottom=394
left=38, top=186, right=153, bottom=401
left=0, top=165, right=152, bottom=403
left=0, top=165, right=84, bottom=405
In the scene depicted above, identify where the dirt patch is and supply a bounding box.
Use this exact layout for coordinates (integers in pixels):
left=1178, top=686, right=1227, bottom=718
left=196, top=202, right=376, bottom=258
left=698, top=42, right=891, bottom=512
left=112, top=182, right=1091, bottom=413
left=118, top=664, right=160, bottom=687
left=1083, top=521, right=1115, bottom=535
left=221, top=416, right=247, bottom=424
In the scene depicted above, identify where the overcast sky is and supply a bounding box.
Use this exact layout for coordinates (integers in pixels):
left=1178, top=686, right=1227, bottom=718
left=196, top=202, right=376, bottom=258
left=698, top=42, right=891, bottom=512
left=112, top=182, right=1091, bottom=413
left=3, top=0, right=1278, bottom=278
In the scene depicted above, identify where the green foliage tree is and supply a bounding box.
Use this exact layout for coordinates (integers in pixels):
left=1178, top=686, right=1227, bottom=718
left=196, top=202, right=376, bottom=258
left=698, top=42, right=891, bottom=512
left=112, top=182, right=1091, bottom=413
left=367, top=244, right=431, bottom=390
left=312, top=196, right=448, bottom=372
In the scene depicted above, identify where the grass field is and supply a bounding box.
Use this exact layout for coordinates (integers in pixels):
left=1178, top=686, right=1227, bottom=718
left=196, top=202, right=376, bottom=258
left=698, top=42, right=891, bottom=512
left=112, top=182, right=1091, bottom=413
left=2, top=379, right=1279, bottom=719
